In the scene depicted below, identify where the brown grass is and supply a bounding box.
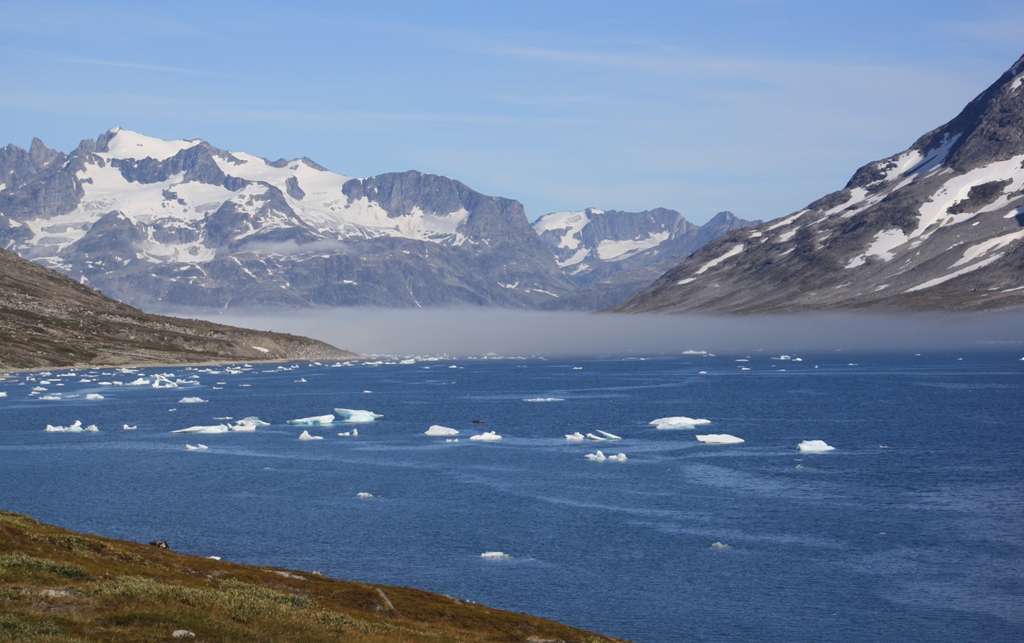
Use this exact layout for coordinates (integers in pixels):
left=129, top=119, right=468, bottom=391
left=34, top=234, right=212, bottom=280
left=0, top=511, right=628, bottom=643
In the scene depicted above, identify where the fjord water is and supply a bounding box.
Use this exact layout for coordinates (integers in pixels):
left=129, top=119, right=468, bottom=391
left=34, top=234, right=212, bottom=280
left=1, top=354, right=1021, bottom=642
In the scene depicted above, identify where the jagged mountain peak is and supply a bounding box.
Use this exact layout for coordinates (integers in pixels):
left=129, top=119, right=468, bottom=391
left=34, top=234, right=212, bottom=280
left=611, top=52, right=1024, bottom=314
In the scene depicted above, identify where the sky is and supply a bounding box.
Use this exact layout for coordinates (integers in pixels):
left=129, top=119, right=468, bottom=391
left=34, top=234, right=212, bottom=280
left=0, top=1, right=1021, bottom=224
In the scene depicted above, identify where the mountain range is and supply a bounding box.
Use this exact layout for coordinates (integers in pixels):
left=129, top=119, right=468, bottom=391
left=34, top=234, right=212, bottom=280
left=612, top=52, right=1024, bottom=314
left=0, top=130, right=749, bottom=311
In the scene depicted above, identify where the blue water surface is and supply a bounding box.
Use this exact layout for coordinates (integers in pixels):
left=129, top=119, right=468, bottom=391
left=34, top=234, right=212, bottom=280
left=1, top=352, right=1022, bottom=642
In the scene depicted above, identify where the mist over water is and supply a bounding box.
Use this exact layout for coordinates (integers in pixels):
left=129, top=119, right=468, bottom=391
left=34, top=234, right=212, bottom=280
left=182, top=308, right=1024, bottom=357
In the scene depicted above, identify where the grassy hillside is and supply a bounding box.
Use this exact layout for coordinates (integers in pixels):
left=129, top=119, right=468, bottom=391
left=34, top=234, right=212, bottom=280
left=0, top=511, right=625, bottom=643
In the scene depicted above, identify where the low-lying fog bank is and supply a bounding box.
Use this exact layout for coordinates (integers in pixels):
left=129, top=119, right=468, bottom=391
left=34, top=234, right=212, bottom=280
left=171, top=308, right=1024, bottom=357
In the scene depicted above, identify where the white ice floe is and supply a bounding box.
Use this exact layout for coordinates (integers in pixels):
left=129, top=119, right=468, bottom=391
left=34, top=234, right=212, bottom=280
left=286, top=414, right=335, bottom=425
left=185, top=443, right=209, bottom=451
left=334, top=408, right=383, bottom=423
left=696, top=434, right=745, bottom=444
left=171, top=424, right=229, bottom=434
left=337, top=428, right=358, bottom=436
left=711, top=542, right=731, bottom=550
left=522, top=397, right=565, bottom=402
left=0, top=392, right=6, bottom=397
left=480, top=551, right=511, bottom=559
left=607, top=452, right=627, bottom=461
left=237, top=416, right=269, bottom=426
left=565, top=432, right=585, bottom=441
left=40, top=394, right=62, bottom=400
left=229, top=421, right=257, bottom=431
left=650, top=416, right=711, bottom=429
left=445, top=438, right=459, bottom=442
left=356, top=492, right=373, bottom=498
left=798, top=440, right=835, bottom=453
left=44, top=420, right=97, bottom=433
left=586, top=430, right=622, bottom=441
left=469, top=431, right=502, bottom=441
left=85, top=394, right=104, bottom=400
left=152, top=376, right=178, bottom=388
left=123, top=424, right=137, bottom=430
left=425, top=425, right=459, bottom=436
left=125, top=378, right=151, bottom=386
left=298, top=430, right=323, bottom=440
left=178, top=397, right=208, bottom=404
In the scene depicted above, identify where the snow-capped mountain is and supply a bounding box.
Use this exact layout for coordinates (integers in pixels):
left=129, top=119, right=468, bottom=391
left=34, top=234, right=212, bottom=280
left=0, top=129, right=572, bottom=308
left=611, top=52, right=1024, bottom=314
left=533, top=208, right=759, bottom=310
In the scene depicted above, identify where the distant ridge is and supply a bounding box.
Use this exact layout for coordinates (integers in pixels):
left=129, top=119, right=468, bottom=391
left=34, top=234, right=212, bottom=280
left=611, top=52, right=1024, bottom=314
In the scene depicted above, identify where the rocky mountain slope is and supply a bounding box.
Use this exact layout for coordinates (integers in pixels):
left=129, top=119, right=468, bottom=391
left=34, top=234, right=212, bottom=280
left=0, top=129, right=573, bottom=309
left=0, top=510, right=623, bottom=643
left=0, top=246, right=353, bottom=369
left=533, top=208, right=759, bottom=309
left=611, top=52, right=1024, bottom=314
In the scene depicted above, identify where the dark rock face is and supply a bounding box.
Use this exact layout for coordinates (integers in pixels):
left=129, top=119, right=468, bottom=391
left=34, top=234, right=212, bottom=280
left=610, top=52, right=1024, bottom=314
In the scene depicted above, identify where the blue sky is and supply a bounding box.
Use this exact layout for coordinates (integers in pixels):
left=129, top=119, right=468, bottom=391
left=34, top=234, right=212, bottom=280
left=1, top=1, right=1021, bottom=223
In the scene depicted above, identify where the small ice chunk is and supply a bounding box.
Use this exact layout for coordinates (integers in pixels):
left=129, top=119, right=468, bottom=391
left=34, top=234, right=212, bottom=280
left=425, top=425, right=459, bottom=436
left=85, top=393, right=104, bottom=400
left=178, top=397, right=208, bottom=404
left=337, top=428, right=358, bottom=436
left=585, top=431, right=621, bottom=441
left=606, top=452, right=627, bottom=461
left=798, top=440, right=835, bottom=453
left=0, top=392, right=6, bottom=397
left=711, top=542, right=731, bottom=550
left=650, top=416, right=711, bottom=429
left=40, top=394, right=62, bottom=400
left=356, top=492, right=373, bottom=498
left=45, top=420, right=85, bottom=432
left=469, top=431, right=502, bottom=441
left=480, top=551, right=511, bottom=559
left=287, top=415, right=335, bottom=426
left=522, top=397, right=565, bottom=402
left=123, top=424, right=137, bottom=430
left=171, top=425, right=229, bottom=434
left=584, top=450, right=607, bottom=461
left=229, top=420, right=257, bottom=431
left=696, top=434, right=744, bottom=444
left=125, top=378, right=151, bottom=386
left=565, top=432, right=585, bottom=441
left=298, top=430, right=323, bottom=440
left=334, top=408, right=383, bottom=423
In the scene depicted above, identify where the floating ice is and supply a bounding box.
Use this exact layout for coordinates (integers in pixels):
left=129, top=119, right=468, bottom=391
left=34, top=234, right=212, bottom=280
left=334, top=408, right=383, bottom=423
left=0, top=392, right=6, bottom=397
left=650, top=416, right=711, bottom=429
left=287, top=415, right=335, bottom=426
left=229, top=421, right=257, bottom=431
left=85, top=394, right=104, bottom=400
left=480, top=551, right=511, bottom=559
left=565, top=432, right=585, bottom=441
left=425, top=425, right=459, bottom=436
left=238, top=416, right=269, bottom=426
left=185, top=444, right=209, bottom=451
left=123, top=424, right=137, bottom=430
left=125, top=378, right=151, bottom=386
left=445, top=438, right=459, bottom=442
left=711, top=542, right=731, bottom=550
left=696, top=434, right=745, bottom=444
left=469, top=431, right=502, bottom=441
left=798, top=440, right=835, bottom=453
left=607, top=453, right=627, bottom=461
left=171, top=425, right=229, bottom=434
left=584, top=450, right=606, bottom=461
left=356, top=492, right=374, bottom=498
left=152, top=376, right=178, bottom=388
left=294, top=378, right=306, bottom=382
left=522, top=397, right=565, bottom=402
left=298, top=430, right=323, bottom=441
left=337, top=428, right=358, bottom=436
left=178, top=397, right=208, bottom=404
left=39, top=394, right=62, bottom=400
left=44, top=420, right=95, bottom=433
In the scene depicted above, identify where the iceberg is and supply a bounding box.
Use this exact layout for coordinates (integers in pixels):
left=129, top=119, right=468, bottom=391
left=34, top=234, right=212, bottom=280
left=123, top=424, right=137, bottom=430
left=178, top=397, right=208, bottom=404
left=125, top=378, right=151, bottom=386
left=334, top=408, right=383, bottom=423
left=45, top=420, right=94, bottom=433
left=171, top=424, right=229, bottom=434
left=480, top=551, right=511, bottom=559
left=0, top=392, right=6, bottom=397
left=696, top=434, right=745, bottom=444
left=286, top=415, right=335, bottom=426
left=565, top=432, right=585, bottom=441
left=298, top=430, right=323, bottom=441
left=650, top=416, right=711, bottom=429
left=356, top=492, right=374, bottom=498
left=469, top=431, right=502, bottom=441
left=85, top=394, right=104, bottom=400
left=229, top=421, right=257, bottom=432
left=584, top=450, right=606, bottom=461
left=425, top=425, right=459, bottom=436
left=798, top=440, right=835, bottom=453
left=608, top=452, right=627, bottom=461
